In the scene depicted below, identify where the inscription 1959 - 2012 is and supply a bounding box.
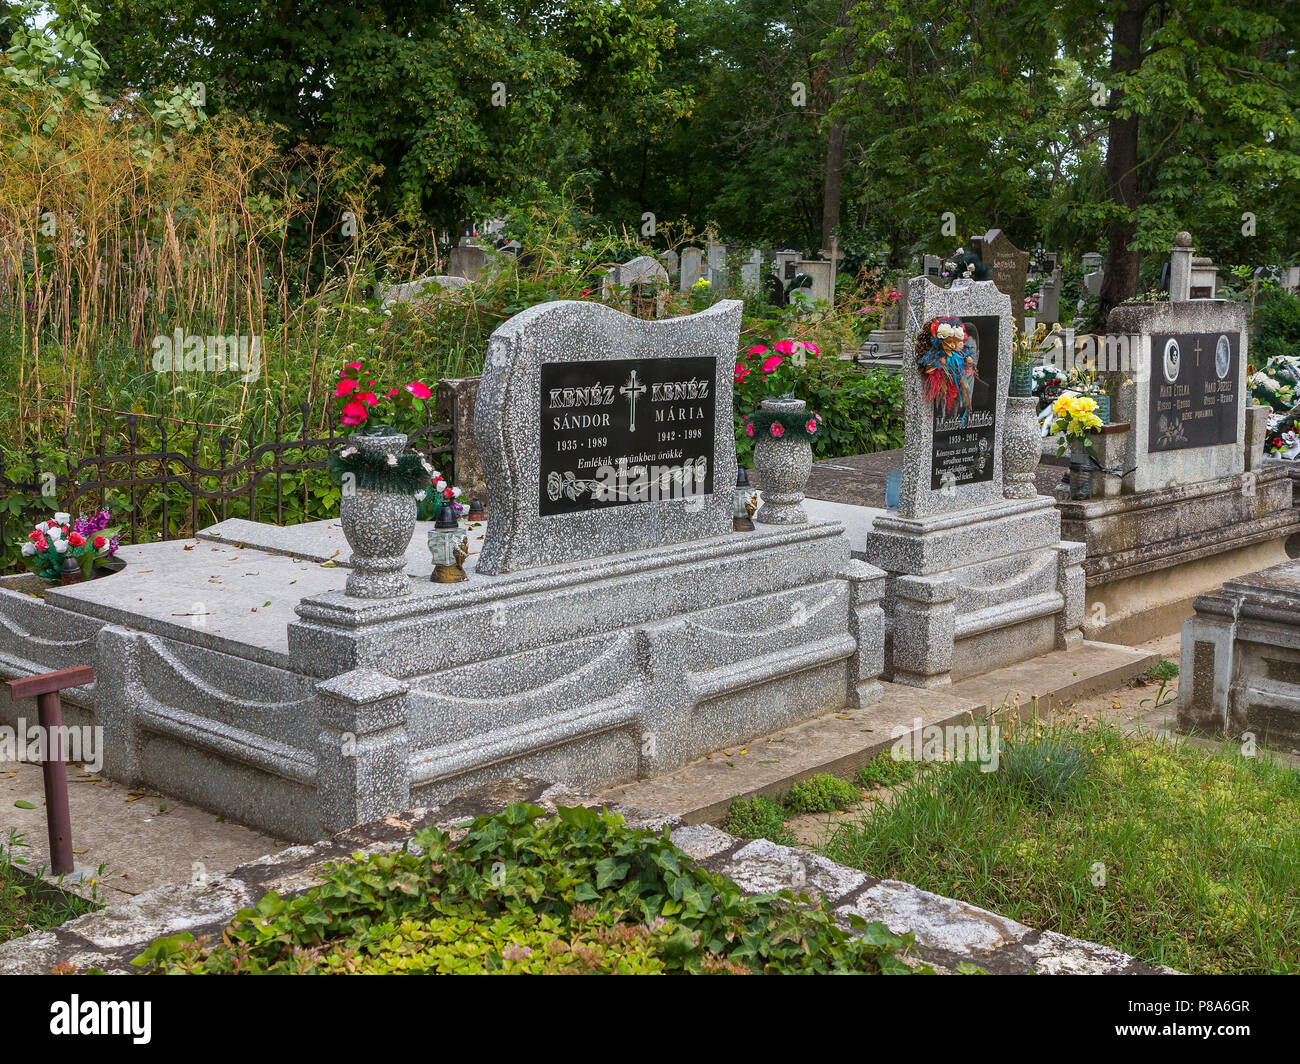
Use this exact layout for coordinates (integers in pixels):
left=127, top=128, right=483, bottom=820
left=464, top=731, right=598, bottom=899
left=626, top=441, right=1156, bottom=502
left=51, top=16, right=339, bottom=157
left=538, top=356, right=717, bottom=516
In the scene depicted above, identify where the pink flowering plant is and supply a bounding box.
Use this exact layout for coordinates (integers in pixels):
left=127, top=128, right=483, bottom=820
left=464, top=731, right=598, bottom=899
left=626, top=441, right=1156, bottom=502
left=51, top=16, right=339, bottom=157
left=20, top=510, right=121, bottom=581
left=334, top=356, right=433, bottom=433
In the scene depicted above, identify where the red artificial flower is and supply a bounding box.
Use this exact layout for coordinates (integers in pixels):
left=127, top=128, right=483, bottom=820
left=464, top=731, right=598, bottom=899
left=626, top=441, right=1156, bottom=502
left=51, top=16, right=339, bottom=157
left=745, top=422, right=754, bottom=437
left=341, top=399, right=369, bottom=425
left=443, top=487, right=454, bottom=499
left=407, top=381, right=432, bottom=400
left=386, top=388, right=400, bottom=398
left=334, top=378, right=359, bottom=397
left=67, top=532, right=85, bottom=547
left=774, top=340, right=794, bottom=355
left=806, top=418, right=818, bottom=433
left=746, top=344, right=768, bottom=356
left=356, top=392, right=379, bottom=406
left=761, top=355, right=783, bottom=374
left=734, top=362, right=750, bottom=383
left=92, top=535, right=107, bottom=549
left=342, top=361, right=363, bottom=374
left=771, top=423, right=784, bottom=438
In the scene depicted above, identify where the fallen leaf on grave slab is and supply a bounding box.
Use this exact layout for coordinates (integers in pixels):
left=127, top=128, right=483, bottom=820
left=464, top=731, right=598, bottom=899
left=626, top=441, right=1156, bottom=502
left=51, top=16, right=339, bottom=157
left=289, top=580, right=297, bottom=585
left=740, top=748, right=747, bottom=754
left=705, top=754, right=712, bottom=759
left=329, top=550, right=341, bottom=559
left=836, top=716, right=852, bottom=720
left=14, top=800, right=36, bottom=809
left=320, top=561, right=338, bottom=568
left=2, top=771, right=15, bottom=779
left=183, top=544, right=194, bottom=551
left=725, top=761, right=734, bottom=767
left=136, top=569, right=152, bottom=573
left=263, top=601, right=271, bottom=606
left=722, top=750, right=731, bottom=756
left=759, top=759, right=779, bottom=764
left=73, top=850, right=86, bottom=855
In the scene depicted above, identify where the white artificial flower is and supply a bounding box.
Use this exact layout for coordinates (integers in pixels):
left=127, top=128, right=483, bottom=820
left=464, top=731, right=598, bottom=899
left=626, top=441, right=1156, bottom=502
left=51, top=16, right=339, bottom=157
left=434, top=479, right=447, bottom=492
left=452, top=487, right=462, bottom=498
left=385, top=453, right=398, bottom=467
left=54, top=512, right=71, bottom=525
left=420, top=458, right=433, bottom=473
left=21, top=542, right=35, bottom=556
left=36, top=521, right=49, bottom=532
left=47, top=526, right=62, bottom=541
left=54, top=540, right=68, bottom=553
left=414, top=490, right=427, bottom=501
left=340, top=446, right=358, bottom=458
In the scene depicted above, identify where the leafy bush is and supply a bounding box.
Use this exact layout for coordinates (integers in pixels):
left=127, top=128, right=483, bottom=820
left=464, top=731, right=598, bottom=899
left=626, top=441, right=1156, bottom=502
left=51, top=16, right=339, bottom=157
left=133, top=803, right=924, bottom=975
left=722, top=795, right=796, bottom=845
left=1251, top=290, right=1300, bottom=366
left=995, top=736, right=1091, bottom=801
left=856, top=754, right=917, bottom=788
left=784, top=773, right=862, bottom=814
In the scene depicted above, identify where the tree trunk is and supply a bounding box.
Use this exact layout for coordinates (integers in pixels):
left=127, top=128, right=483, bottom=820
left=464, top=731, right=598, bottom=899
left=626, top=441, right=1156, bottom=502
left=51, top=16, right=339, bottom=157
left=821, top=118, right=847, bottom=252
left=1097, top=0, right=1150, bottom=329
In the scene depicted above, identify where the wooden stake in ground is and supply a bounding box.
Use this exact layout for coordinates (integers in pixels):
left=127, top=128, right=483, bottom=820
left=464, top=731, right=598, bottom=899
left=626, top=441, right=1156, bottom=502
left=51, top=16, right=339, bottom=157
left=6, top=665, right=95, bottom=876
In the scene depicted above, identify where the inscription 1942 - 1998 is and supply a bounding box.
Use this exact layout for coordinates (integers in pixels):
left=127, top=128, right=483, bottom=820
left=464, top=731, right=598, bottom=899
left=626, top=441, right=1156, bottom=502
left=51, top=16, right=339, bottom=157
left=1148, top=331, right=1238, bottom=452
left=538, top=356, right=717, bottom=516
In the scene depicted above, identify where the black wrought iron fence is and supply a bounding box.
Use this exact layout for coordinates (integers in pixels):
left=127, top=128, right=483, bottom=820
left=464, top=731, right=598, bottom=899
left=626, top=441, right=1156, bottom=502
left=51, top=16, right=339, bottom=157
left=1, top=402, right=454, bottom=573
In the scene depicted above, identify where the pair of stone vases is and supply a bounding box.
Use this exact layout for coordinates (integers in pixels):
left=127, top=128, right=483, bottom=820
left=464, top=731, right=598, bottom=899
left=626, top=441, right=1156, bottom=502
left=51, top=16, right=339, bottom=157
left=339, top=428, right=418, bottom=598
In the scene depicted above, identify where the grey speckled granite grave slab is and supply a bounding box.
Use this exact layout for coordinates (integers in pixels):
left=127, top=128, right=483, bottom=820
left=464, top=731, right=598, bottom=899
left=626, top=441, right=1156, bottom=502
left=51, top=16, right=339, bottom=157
left=0, top=777, right=1173, bottom=976
left=474, top=299, right=742, bottom=573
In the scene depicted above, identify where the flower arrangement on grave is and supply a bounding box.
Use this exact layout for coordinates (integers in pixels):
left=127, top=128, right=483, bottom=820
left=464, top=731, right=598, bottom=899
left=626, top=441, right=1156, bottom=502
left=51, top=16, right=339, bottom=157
left=328, top=442, right=432, bottom=495
left=20, top=510, right=120, bottom=581
left=415, top=468, right=467, bottom=522
left=1249, top=357, right=1300, bottom=413
left=742, top=405, right=823, bottom=440
left=1010, top=322, right=1060, bottom=397
left=914, top=315, right=978, bottom=421
left=941, top=247, right=992, bottom=283
left=1266, top=416, right=1300, bottom=459
left=1032, top=364, right=1066, bottom=406
left=1048, top=394, right=1103, bottom=458
left=333, top=357, right=433, bottom=432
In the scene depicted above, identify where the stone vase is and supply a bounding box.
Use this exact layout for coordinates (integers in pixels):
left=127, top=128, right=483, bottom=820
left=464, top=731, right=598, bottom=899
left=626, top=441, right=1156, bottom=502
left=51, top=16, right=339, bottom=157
left=753, top=396, right=813, bottom=525
left=340, top=429, right=417, bottom=599
left=1003, top=395, right=1041, bottom=500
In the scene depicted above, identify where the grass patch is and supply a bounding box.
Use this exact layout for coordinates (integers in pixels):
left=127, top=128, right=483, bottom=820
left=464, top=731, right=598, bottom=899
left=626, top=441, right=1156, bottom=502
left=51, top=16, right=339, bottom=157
left=0, top=831, right=99, bottom=943
left=821, top=719, right=1300, bottom=974
left=856, top=754, right=917, bottom=789
left=722, top=795, right=796, bottom=845
left=133, top=803, right=926, bottom=975
left=783, top=773, right=862, bottom=815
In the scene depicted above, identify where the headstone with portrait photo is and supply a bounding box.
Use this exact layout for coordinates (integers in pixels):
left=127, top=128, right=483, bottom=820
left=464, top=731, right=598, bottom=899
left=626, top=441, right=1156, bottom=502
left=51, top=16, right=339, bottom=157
left=1107, top=299, right=1248, bottom=492
left=862, top=275, right=1084, bottom=688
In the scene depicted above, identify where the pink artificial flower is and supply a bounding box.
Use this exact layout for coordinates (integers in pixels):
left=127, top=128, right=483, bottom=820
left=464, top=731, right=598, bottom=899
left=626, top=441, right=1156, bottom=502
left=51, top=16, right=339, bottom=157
left=734, top=362, right=750, bottom=383
left=773, top=339, right=795, bottom=355
left=806, top=418, right=818, bottom=433
left=771, top=423, right=784, bottom=438
left=406, top=381, right=432, bottom=400
left=746, top=344, right=768, bottom=356
left=386, top=388, right=401, bottom=398
left=356, top=392, right=379, bottom=407
left=745, top=422, right=754, bottom=437
left=761, top=355, right=783, bottom=374
left=334, top=378, right=358, bottom=398
left=805, top=343, right=819, bottom=355
left=342, top=361, right=363, bottom=374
